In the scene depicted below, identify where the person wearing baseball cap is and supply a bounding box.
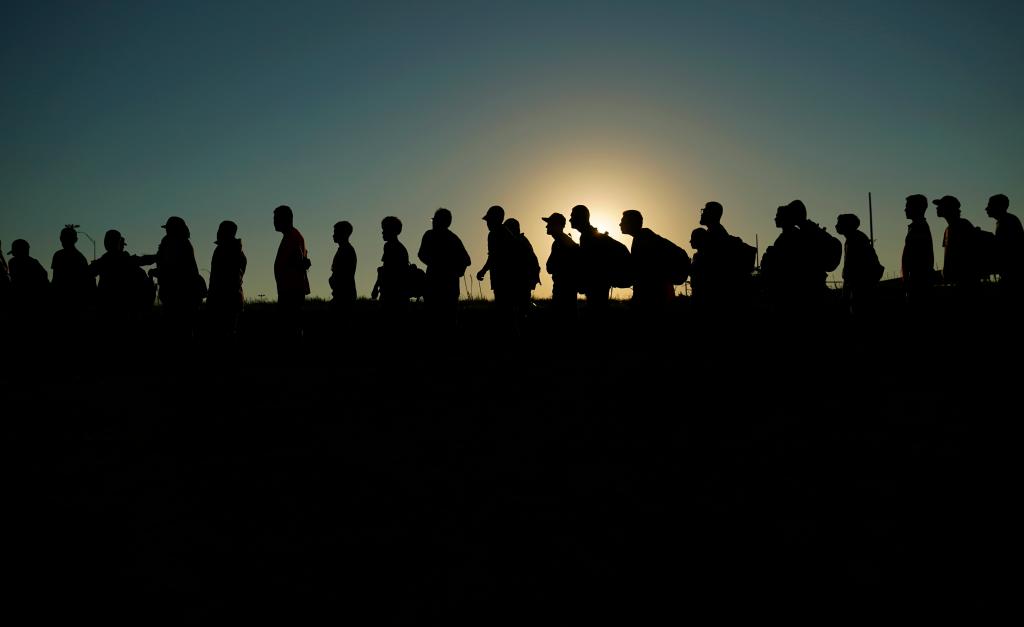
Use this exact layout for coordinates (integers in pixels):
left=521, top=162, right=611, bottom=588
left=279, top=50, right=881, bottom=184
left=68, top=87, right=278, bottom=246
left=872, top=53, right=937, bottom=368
left=542, top=212, right=580, bottom=325
left=933, top=195, right=981, bottom=286
left=476, top=206, right=515, bottom=311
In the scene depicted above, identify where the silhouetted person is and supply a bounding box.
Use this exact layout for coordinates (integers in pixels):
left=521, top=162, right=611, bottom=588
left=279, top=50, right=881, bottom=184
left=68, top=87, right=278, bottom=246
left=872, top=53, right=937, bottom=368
left=152, top=216, right=205, bottom=342
left=207, top=220, right=247, bottom=341
left=619, top=210, right=678, bottom=312
left=330, top=221, right=357, bottom=312
left=761, top=201, right=822, bottom=312
left=51, top=226, right=94, bottom=314
left=901, top=194, right=934, bottom=309
left=934, top=196, right=980, bottom=287
left=689, top=227, right=710, bottom=307
left=371, top=216, right=410, bottom=313
left=418, top=208, right=471, bottom=327
left=503, top=217, right=541, bottom=321
left=984, top=194, right=1023, bottom=297
left=569, top=204, right=613, bottom=314
left=89, top=229, right=156, bottom=331
left=699, top=201, right=729, bottom=243
left=476, top=205, right=517, bottom=319
left=7, top=239, right=49, bottom=305
left=542, top=212, right=579, bottom=324
left=273, top=205, right=310, bottom=340
left=835, top=213, right=882, bottom=317
left=698, top=201, right=755, bottom=309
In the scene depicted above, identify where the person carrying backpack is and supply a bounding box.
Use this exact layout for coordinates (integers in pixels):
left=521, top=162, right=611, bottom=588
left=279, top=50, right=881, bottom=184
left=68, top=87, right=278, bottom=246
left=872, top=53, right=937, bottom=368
left=542, top=212, right=580, bottom=324
left=836, top=213, right=883, bottom=317
left=418, top=207, right=471, bottom=327
left=698, top=201, right=756, bottom=308
left=619, top=210, right=686, bottom=313
left=570, top=204, right=628, bottom=315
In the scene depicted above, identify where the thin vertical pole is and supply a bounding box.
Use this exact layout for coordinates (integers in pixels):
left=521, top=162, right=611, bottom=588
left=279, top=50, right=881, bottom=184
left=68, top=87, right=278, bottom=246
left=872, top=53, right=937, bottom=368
left=868, top=192, right=875, bottom=247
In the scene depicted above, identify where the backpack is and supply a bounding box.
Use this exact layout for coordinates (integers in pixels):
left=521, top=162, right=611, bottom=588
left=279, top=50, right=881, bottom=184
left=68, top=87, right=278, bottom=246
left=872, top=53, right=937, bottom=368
left=405, top=263, right=426, bottom=299
left=864, top=245, right=885, bottom=284
left=660, top=236, right=691, bottom=285
left=806, top=221, right=843, bottom=273
left=727, top=235, right=757, bottom=276
left=595, top=232, right=632, bottom=288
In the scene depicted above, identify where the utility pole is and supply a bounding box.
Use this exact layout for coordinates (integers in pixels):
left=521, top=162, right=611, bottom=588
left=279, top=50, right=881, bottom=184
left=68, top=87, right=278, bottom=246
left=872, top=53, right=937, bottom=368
left=868, top=192, right=875, bottom=248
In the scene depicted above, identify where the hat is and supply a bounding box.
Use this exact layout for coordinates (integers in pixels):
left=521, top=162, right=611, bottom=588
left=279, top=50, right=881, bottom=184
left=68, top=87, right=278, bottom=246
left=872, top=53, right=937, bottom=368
left=932, top=195, right=960, bottom=210
left=542, top=212, right=566, bottom=226
left=8, top=238, right=28, bottom=255
left=162, top=216, right=187, bottom=230
left=483, top=205, right=505, bottom=221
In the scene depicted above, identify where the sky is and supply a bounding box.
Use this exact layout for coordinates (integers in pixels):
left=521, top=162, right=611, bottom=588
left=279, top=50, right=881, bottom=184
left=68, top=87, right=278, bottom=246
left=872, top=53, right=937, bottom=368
left=2, top=0, right=1022, bottom=300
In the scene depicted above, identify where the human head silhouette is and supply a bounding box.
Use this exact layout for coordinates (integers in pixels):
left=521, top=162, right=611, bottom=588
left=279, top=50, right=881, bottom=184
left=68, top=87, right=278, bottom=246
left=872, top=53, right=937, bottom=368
left=985, top=194, right=1009, bottom=219
left=273, top=205, right=294, bottom=233
left=690, top=227, right=708, bottom=250
left=835, top=213, right=860, bottom=236
left=9, top=239, right=29, bottom=257
left=161, top=216, right=190, bottom=239
left=786, top=200, right=808, bottom=223
left=932, top=196, right=961, bottom=220
left=103, top=230, right=125, bottom=254
left=483, top=205, right=505, bottom=229
left=216, top=220, right=238, bottom=245
left=60, top=226, right=78, bottom=248
left=619, top=210, right=643, bottom=236
left=503, top=218, right=521, bottom=236
left=699, top=202, right=723, bottom=227
left=774, top=204, right=795, bottom=230
left=542, top=212, right=566, bottom=236
left=569, top=205, right=591, bottom=233
left=905, top=194, right=928, bottom=220
left=333, top=221, right=352, bottom=243
left=381, top=216, right=402, bottom=241
left=432, top=208, right=453, bottom=230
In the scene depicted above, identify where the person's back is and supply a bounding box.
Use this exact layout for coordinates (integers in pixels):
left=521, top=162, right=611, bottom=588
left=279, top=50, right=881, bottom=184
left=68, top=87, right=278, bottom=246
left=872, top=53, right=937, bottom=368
left=419, top=209, right=470, bottom=307
left=91, top=230, right=156, bottom=316
left=625, top=224, right=674, bottom=308
left=7, top=240, right=49, bottom=304
left=51, top=227, right=93, bottom=309
left=155, top=236, right=202, bottom=306
left=941, top=217, right=978, bottom=285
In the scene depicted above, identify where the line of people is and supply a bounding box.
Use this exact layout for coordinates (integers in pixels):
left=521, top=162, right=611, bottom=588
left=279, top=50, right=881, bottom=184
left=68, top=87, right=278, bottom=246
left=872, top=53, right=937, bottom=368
left=1, top=194, right=1021, bottom=339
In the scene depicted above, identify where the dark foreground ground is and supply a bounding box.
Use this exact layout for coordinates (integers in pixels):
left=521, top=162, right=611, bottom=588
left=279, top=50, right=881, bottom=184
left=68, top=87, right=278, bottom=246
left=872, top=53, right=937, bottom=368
left=5, top=290, right=1015, bottom=622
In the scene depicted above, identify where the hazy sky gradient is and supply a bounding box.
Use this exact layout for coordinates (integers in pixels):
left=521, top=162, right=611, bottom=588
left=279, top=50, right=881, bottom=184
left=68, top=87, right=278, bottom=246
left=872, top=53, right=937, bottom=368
left=3, top=0, right=1022, bottom=299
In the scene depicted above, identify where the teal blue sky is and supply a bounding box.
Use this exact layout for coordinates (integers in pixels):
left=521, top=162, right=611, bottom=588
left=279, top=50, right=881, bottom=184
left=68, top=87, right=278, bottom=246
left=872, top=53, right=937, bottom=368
left=2, top=1, right=1022, bottom=300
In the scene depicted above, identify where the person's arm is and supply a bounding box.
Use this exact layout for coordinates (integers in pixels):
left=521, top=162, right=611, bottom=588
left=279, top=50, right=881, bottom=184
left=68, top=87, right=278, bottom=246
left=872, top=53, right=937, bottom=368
left=417, top=232, right=431, bottom=267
